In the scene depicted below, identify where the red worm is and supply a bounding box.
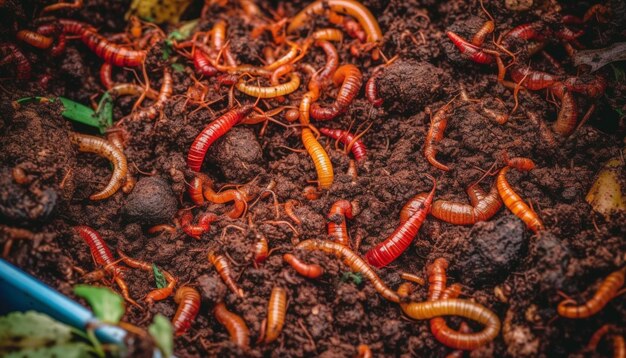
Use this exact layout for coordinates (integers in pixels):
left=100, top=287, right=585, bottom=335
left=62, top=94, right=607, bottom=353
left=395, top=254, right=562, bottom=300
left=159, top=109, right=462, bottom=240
left=283, top=253, right=324, bottom=279
left=74, top=226, right=138, bottom=307
left=365, top=66, right=383, bottom=107
left=471, top=21, right=495, bottom=46
left=424, top=100, right=454, bottom=171
left=446, top=31, right=494, bottom=64
left=510, top=67, right=560, bottom=90
left=555, top=27, right=584, bottom=41
left=400, top=193, right=428, bottom=224
left=187, top=104, right=255, bottom=171
left=55, top=19, right=145, bottom=67
left=131, top=68, right=173, bottom=120
left=188, top=175, right=206, bottom=205
left=100, top=62, right=114, bottom=89
left=36, top=24, right=67, bottom=56
left=214, top=302, right=250, bottom=348
left=0, top=43, right=31, bottom=79
left=558, top=267, right=625, bottom=319
left=431, top=184, right=503, bottom=225
left=310, top=40, right=339, bottom=94
left=193, top=49, right=218, bottom=77
left=319, top=128, right=367, bottom=162
left=179, top=210, right=218, bottom=239
left=563, top=75, right=607, bottom=99
left=200, top=174, right=249, bottom=219
left=253, top=235, right=269, bottom=264
left=310, top=64, right=363, bottom=121
left=365, top=176, right=436, bottom=268
left=16, top=30, right=53, bottom=49
left=172, top=286, right=201, bottom=336
left=549, top=83, right=578, bottom=137
left=502, top=22, right=546, bottom=47
left=327, top=200, right=354, bottom=247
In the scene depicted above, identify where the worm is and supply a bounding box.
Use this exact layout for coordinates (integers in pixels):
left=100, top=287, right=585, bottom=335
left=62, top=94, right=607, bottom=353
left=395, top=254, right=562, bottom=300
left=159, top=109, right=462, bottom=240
left=445, top=322, right=472, bottom=358
left=187, top=104, right=255, bottom=172
left=117, top=250, right=177, bottom=303
left=16, top=30, right=53, bottom=49
left=319, top=128, right=367, bottom=162
left=312, top=28, right=344, bottom=42
left=131, top=68, right=173, bottom=120
left=270, top=64, right=295, bottom=102
left=310, top=40, right=339, bottom=94
left=100, top=62, right=114, bottom=89
left=283, top=253, right=323, bottom=279
left=188, top=174, right=206, bottom=205
left=357, top=344, right=373, bottom=358
left=398, top=284, right=501, bottom=350
left=365, top=67, right=383, bottom=107
left=41, top=0, right=83, bottom=13
left=424, top=100, right=454, bottom=171
left=214, top=302, right=250, bottom=348
left=471, top=20, right=495, bottom=46
left=253, top=235, right=269, bottom=264
left=501, top=22, right=546, bottom=48
left=264, top=287, right=287, bottom=343
left=558, top=267, right=625, bottom=319
left=563, top=75, right=607, bottom=99
left=555, top=27, right=584, bottom=41
left=302, top=128, right=334, bottom=189
left=284, top=200, right=302, bottom=226
left=365, top=176, right=436, bottom=268
left=74, top=226, right=138, bottom=307
left=400, top=272, right=426, bottom=286
left=296, top=239, right=400, bottom=303
left=36, top=23, right=68, bottom=56
left=208, top=251, right=244, bottom=298
left=108, top=83, right=158, bottom=99
left=327, top=200, right=354, bottom=247
left=264, top=42, right=301, bottom=71
left=310, top=64, right=363, bottom=121
left=79, top=28, right=146, bottom=67
left=299, top=92, right=315, bottom=125
left=172, top=286, right=201, bottom=336
left=193, top=49, right=218, bottom=77
left=583, top=4, right=610, bottom=23
left=587, top=324, right=615, bottom=351
left=0, top=43, right=31, bottom=79
left=510, top=67, right=560, bottom=90
left=431, top=184, right=503, bottom=225
left=614, top=336, right=626, bottom=358
left=69, top=132, right=127, bottom=200
left=328, top=10, right=367, bottom=42
left=399, top=193, right=429, bottom=224
left=446, top=31, right=494, bottom=64
left=287, top=0, right=382, bottom=45
left=179, top=211, right=218, bottom=239
left=496, top=158, right=544, bottom=233
left=199, top=174, right=249, bottom=219
left=236, top=73, right=301, bottom=98
left=427, top=258, right=449, bottom=301
left=303, top=185, right=320, bottom=200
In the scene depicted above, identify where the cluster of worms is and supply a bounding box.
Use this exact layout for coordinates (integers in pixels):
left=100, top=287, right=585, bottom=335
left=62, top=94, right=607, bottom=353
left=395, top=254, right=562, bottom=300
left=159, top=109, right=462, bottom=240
left=3, top=0, right=623, bottom=356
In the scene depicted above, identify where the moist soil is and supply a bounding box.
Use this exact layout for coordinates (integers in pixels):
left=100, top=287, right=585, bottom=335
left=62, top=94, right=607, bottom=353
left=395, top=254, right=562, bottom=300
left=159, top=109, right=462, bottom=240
left=1, top=0, right=625, bottom=357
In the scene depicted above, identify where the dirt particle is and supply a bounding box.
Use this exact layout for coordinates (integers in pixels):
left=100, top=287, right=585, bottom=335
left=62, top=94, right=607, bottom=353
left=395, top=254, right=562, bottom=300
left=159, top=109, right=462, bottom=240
left=206, top=126, right=265, bottom=181
left=122, top=177, right=177, bottom=225
left=197, top=274, right=227, bottom=304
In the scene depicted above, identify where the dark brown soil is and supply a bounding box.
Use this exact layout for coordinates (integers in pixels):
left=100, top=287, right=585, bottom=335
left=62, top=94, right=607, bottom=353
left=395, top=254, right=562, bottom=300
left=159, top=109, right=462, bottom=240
left=1, top=0, right=625, bottom=357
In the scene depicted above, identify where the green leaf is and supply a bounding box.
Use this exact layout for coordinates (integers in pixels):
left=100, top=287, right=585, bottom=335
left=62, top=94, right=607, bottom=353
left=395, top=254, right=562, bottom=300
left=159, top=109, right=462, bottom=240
left=0, top=311, right=72, bottom=352
left=5, top=342, right=93, bottom=358
left=15, top=96, right=106, bottom=132
left=168, top=19, right=199, bottom=41
left=96, top=92, right=114, bottom=132
left=152, top=264, right=167, bottom=289
left=162, top=41, right=172, bottom=60
left=148, top=314, right=173, bottom=358
left=171, top=63, right=185, bottom=73
left=341, top=272, right=363, bottom=285
left=74, top=285, right=125, bottom=324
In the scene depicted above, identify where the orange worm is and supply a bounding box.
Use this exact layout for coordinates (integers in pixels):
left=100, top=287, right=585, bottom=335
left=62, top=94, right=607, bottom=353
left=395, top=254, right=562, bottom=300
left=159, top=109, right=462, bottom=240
left=69, top=132, right=127, bottom=200
left=172, top=286, right=201, bottom=336
left=398, top=283, right=501, bottom=350
left=302, top=128, right=334, bottom=189
left=357, top=344, right=373, bottom=358
left=424, top=100, right=454, bottom=171
left=117, top=250, right=177, bottom=303
left=236, top=72, right=301, bottom=98
left=431, top=184, right=502, bottom=225
left=179, top=211, right=218, bottom=239
left=400, top=272, right=426, bottom=286
left=208, top=251, right=244, bottom=298
left=471, top=20, right=495, bottom=46
left=327, top=200, right=354, bottom=247
left=214, top=302, right=250, bottom=348
left=496, top=157, right=544, bottom=233
left=558, top=267, right=625, bottom=319
left=131, top=68, right=173, bottom=120
left=264, top=287, right=287, bottom=343
left=296, top=239, right=400, bottom=303
left=283, top=253, right=323, bottom=279
left=16, top=30, right=53, bottom=49
left=284, top=200, right=302, bottom=226
left=310, top=64, right=363, bottom=121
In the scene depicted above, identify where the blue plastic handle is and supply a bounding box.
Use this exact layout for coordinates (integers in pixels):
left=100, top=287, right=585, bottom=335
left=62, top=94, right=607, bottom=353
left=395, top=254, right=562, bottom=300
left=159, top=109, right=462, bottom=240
left=0, top=259, right=126, bottom=344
